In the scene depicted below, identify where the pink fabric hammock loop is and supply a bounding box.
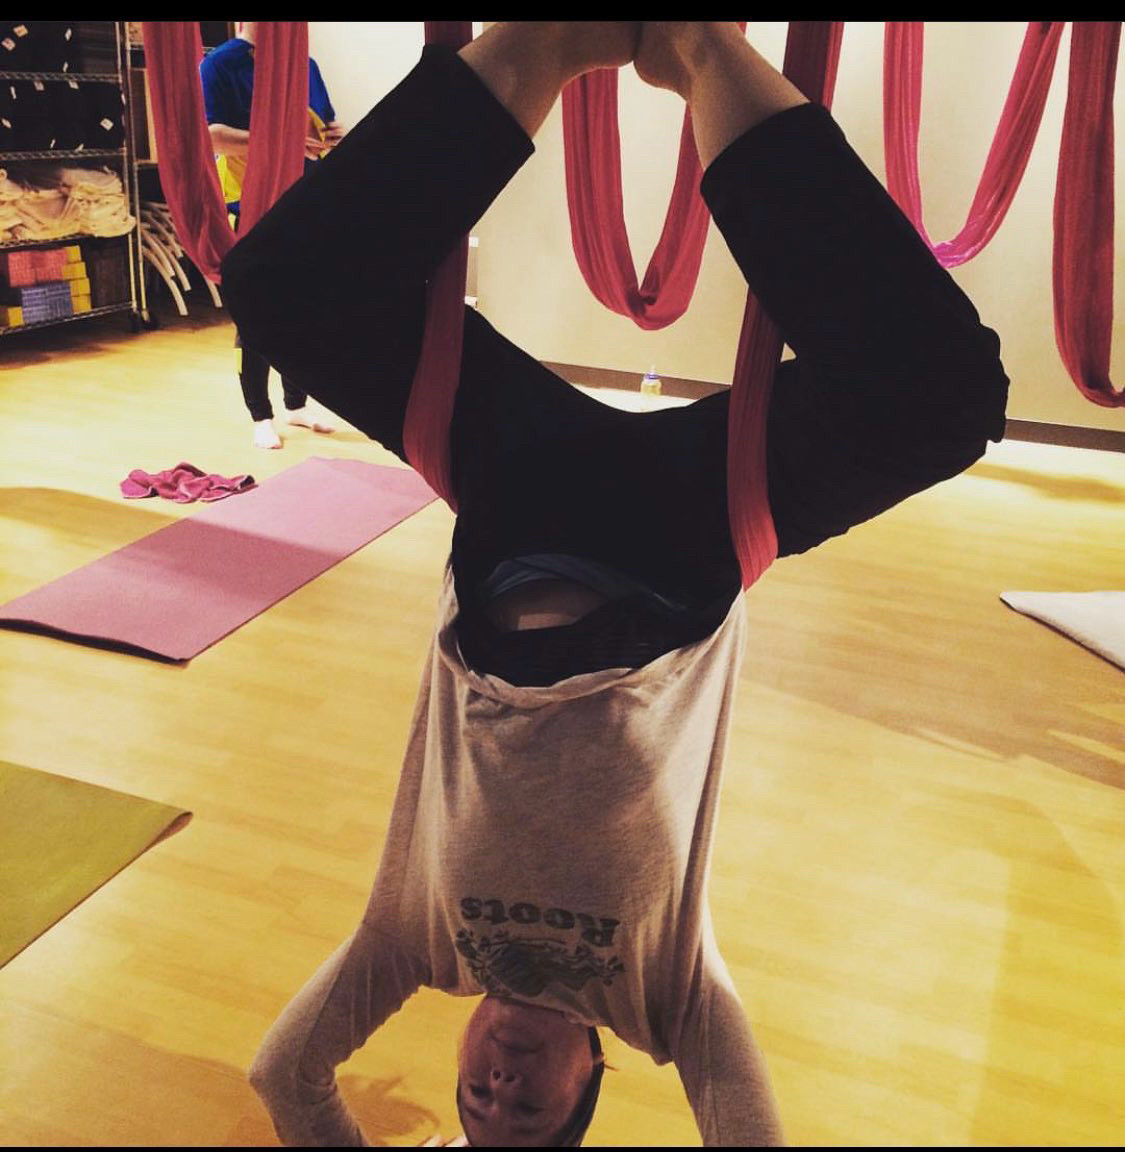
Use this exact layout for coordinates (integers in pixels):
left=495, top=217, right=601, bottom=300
left=883, top=21, right=1064, bottom=270
left=1053, top=21, right=1122, bottom=408
left=141, top=21, right=309, bottom=283
left=562, top=72, right=710, bottom=330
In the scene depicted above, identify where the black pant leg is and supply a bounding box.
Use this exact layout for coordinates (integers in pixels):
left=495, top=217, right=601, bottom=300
left=279, top=377, right=308, bottom=412
left=700, top=104, right=1010, bottom=557
left=237, top=340, right=273, bottom=422
left=219, top=45, right=534, bottom=461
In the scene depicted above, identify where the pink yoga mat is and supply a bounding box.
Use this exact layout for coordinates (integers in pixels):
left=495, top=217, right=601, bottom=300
left=0, top=458, right=437, bottom=662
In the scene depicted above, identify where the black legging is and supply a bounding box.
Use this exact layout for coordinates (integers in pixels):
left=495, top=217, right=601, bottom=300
left=221, top=45, right=1009, bottom=683
left=236, top=335, right=308, bottom=422
left=230, top=212, right=308, bottom=422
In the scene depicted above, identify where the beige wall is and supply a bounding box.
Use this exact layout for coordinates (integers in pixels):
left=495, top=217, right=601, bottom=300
left=308, top=21, right=424, bottom=128
left=311, top=22, right=1123, bottom=433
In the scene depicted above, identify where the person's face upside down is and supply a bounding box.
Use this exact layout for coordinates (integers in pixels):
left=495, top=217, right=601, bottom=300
left=456, top=995, right=596, bottom=1146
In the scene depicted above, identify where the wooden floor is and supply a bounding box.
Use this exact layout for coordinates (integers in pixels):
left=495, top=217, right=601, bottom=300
left=1, top=303, right=1123, bottom=1147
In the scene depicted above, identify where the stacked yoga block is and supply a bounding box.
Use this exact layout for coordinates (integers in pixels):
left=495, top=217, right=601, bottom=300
left=0, top=243, right=92, bottom=326
left=79, top=240, right=128, bottom=308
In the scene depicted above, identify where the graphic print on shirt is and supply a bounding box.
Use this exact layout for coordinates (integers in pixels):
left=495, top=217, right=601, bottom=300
left=457, top=896, right=624, bottom=998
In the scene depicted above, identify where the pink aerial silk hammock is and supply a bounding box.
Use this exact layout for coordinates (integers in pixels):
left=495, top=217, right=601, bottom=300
left=1053, top=21, right=1122, bottom=408
left=561, top=72, right=710, bottom=329
left=141, top=21, right=309, bottom=282
left=883, top=21, right=1063, bottom=269
left=885, top=20, right=1121, bottom=407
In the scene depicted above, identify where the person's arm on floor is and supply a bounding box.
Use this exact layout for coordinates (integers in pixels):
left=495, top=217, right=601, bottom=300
left=249, top=922, right=426, bottom=1147
left=672, top=972, right=785, bottom=1147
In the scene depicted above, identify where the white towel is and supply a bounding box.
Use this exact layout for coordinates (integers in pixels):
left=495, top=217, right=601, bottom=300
left=1000, top=590, right=1125, bottom=672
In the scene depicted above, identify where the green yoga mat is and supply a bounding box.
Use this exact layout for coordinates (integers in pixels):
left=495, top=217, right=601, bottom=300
left=0, top=759, right=191, bottom=967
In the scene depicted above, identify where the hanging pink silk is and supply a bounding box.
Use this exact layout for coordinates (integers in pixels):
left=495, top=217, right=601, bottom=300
left=560, top=23, right=841, bottom=588
left=727, top=21, right=844, bottom=590
left=1053, top=21, right=1122, bottom=407
left=142, top=22, right=233, bottom=280
left=561, top=74, right=710, bottom=329
left=237, top=22, right=309, bottom=237
left=883, top=21, right=1064, bottom=269
left=141, top=22, right=308, bottom=282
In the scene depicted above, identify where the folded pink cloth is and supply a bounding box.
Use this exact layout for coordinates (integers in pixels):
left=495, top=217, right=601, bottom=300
left=121, top=462, right=256, bottom=503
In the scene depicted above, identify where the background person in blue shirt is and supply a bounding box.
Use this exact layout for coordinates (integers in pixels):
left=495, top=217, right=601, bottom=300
left=201, top=21, right=343, bottom=449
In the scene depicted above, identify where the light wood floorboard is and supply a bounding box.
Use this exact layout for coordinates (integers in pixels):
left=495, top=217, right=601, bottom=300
left=1, top=306, right=1123, bottom=1146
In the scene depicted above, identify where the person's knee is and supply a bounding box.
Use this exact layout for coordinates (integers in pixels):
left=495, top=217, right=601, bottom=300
left=954, top=321, right=1010, bottom=439
left=906, top=340, right=1010, bottom=448
left=934, top=357, right=1010, bottom=447
left=975, top=347, right=1011, bottom=444
left=977, top=371, right=1010, bottom=444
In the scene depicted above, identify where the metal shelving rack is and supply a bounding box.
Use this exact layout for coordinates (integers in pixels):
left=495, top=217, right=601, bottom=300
left=0, top=21, right=151, bottom=336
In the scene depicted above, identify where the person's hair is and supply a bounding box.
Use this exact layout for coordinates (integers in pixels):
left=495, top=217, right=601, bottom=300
left=456, top=1026, right=605, bottom=1147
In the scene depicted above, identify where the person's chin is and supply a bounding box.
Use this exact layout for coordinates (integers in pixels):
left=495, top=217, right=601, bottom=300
left=488, top=1003, right=544, bottom=1045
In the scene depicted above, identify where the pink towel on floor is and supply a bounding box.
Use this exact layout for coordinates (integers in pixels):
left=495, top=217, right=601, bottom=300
left=121, top=462, right=256, bottom=503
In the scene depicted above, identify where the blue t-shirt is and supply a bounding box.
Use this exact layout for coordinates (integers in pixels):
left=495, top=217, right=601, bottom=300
left=200, top=36, right=336, bottom=213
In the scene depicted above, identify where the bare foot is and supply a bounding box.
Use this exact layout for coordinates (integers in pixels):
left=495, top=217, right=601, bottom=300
left=479, top=21, right=639, bottom=83
left=634, top=22, right=693, bottom=96
left=461, top=22, right=642, bottom=138
left=286, top=405, right=336, bottom=434
left=475, top=21, right=640, bottom=76
left=634, top=22, right=742, bottom=98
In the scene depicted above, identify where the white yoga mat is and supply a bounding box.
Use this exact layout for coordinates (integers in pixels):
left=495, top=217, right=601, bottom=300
left=1000, top=591, right=1125, bottom=672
